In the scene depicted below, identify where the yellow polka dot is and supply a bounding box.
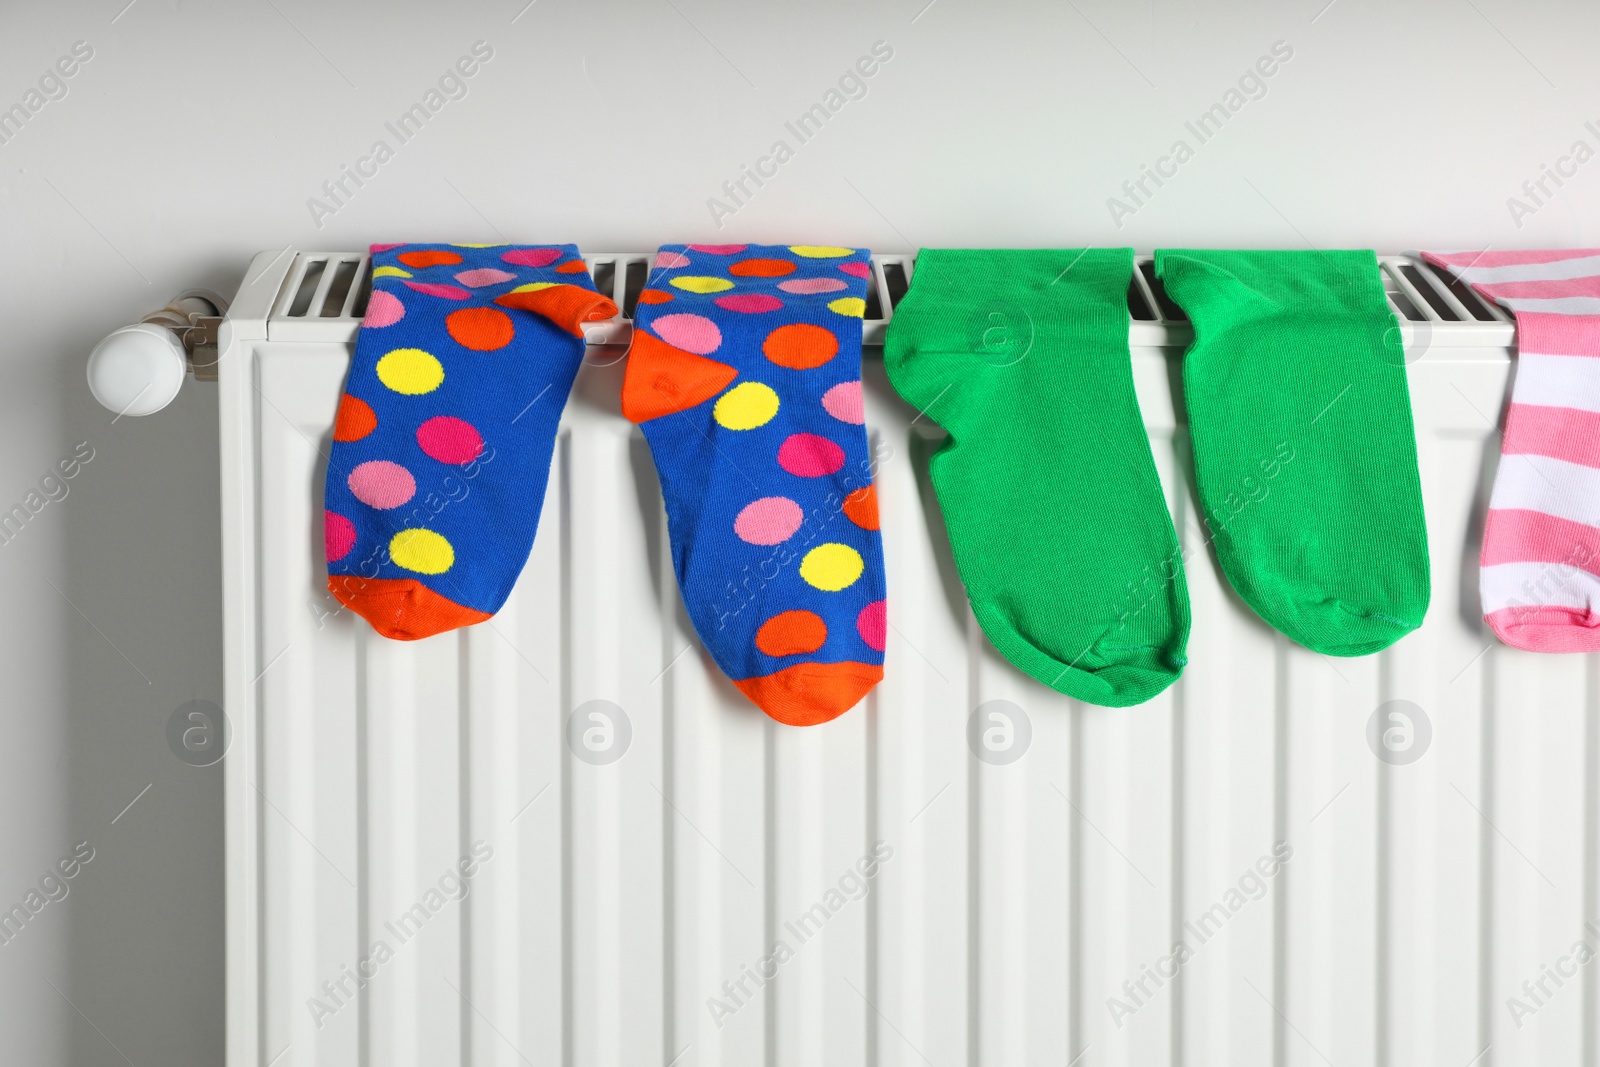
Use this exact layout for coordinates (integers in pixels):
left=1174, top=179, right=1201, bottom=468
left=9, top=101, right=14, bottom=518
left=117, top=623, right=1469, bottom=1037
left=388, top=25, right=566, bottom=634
left=800, top=543, right=864, bottom=591
left=828, top=297, right=866, bottom=317
left=670, top=276, right=735, bottom=294
left=389, top=528, right=454, bottom=574
left=789, top=246, right=853, bottom=258
left=376, top=348, right=445, bottom=395
left=372, top=265, right=413, bottom=278
left=713, top=381, right=780, bottom=430
left=507, top=282, right=558, bottom=294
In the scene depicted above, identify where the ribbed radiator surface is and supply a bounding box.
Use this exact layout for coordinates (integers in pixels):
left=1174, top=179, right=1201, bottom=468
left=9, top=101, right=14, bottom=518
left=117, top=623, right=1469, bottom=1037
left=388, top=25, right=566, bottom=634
left=221, top=251, right=1593, bottom=1067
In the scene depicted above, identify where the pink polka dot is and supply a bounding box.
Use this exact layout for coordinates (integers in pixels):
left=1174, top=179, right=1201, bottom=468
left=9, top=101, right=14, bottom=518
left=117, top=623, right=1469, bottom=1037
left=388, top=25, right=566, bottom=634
left=734, top=496, right=804, bottom=545
left=348, top=460, right=416, bottom=510
left=325, top=510, right=356, bottom=562
left=364, top=290, right=405, bottom=328
left=857, top=600, right=887, bottom=652
left=778, top=277, right=849, bottom=294
left=404, top=281, right=471, bottom=300
left=654, top=251, right=691, bottom=269
left=687, top=244, right=748, bottom=254
left=650, top=313, right=722, bottom=355
left=840, top=261, right=871, bottom=278
left=501, top=248, right=563, bottom=268
left=455, top=267, right=518, bottom=288
left=416, top=416, right=484, bottom=465
left=715, top=294, right=783, bottom=314
left=777, top=433, right=845, bottom=478
left=371, top=242, right=404, bottom=253
left=821, top=381, right=864, bottom=424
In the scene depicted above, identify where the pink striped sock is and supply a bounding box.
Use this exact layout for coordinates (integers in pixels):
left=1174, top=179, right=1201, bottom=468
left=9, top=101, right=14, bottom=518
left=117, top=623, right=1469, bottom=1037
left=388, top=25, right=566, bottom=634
left=1425, top=249, right=1600, bottom=652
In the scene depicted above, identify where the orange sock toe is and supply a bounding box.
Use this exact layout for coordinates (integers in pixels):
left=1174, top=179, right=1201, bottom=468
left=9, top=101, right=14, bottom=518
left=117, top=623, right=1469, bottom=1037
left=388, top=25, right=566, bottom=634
left=327, top=576, right=491, bottom=641
left=732, top=662, right=884, bottom=727
left=495, top=284, right=618, bottom=337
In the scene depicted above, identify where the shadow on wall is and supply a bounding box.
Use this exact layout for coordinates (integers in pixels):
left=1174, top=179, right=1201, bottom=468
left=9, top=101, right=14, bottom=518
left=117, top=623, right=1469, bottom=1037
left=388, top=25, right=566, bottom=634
left=52, top=275, right=228, bottom=1065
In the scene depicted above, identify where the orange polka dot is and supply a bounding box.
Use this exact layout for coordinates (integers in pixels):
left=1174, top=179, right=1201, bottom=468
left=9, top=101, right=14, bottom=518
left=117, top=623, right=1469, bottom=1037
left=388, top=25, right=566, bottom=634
left=397, top=250, right=464, bottom=268
left=446, top=307, right=515, bottom=351
left=730, top=258, right=797, bottom=278
left=755, top=610, right=829, bottom=657
left=842, top=485, right=879, bottom=530
left=333, top=395, right=377, bottom=442
left=555, top=260, right=589, bottom=274
left=764, top=323, right=839, bottom=369
left=636, top=289, right=673, bottom=305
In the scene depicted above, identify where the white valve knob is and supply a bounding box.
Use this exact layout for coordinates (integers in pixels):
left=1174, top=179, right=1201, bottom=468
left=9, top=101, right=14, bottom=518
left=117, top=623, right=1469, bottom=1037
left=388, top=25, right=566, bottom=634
left=87, top=322, right=188, bottom=416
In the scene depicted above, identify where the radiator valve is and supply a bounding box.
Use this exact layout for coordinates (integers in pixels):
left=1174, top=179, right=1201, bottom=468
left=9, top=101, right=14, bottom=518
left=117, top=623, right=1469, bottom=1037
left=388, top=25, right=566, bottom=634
left=87, top=289, right=229, bottom=416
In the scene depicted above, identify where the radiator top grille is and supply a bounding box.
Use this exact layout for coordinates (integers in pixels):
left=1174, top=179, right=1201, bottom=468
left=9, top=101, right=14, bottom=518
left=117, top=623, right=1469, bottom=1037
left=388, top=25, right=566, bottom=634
left=267, top=251, right=1515, bottom=348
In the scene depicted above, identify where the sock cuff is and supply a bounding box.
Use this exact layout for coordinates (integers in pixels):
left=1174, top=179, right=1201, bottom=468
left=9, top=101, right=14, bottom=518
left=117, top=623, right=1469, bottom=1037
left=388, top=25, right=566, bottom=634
left=1155, top=248, right=1395, bottom=323
left=1513, top=311, right=1600, bottom=356
left=889, top=249, right=1134, bottom=358
left=908, top=247, right=1132, bottom=301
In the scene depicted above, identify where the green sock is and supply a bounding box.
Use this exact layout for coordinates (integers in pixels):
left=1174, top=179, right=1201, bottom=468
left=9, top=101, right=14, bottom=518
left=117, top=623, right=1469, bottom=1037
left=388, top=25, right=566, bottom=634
left=885, top=248, right=1189, bottom=707
left=1154, top=249, right=1430, bottom=655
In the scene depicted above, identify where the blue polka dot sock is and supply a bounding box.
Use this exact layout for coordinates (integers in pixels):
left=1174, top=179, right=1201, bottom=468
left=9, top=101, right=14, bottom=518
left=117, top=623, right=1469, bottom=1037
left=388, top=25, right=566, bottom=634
left=622, top=243, right=887, bottom=725
left=324, top=243, right=617, bottom=640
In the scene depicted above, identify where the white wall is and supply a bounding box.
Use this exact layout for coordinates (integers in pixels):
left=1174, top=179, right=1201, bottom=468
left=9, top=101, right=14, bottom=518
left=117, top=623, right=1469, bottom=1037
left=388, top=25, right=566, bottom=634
left=0, top=0, right=1594, bottom=1063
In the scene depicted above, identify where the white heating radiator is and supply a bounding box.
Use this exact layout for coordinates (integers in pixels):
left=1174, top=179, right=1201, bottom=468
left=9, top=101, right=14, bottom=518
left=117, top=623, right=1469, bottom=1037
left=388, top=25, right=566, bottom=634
left=220, top=250, right=1596, bottom=1067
